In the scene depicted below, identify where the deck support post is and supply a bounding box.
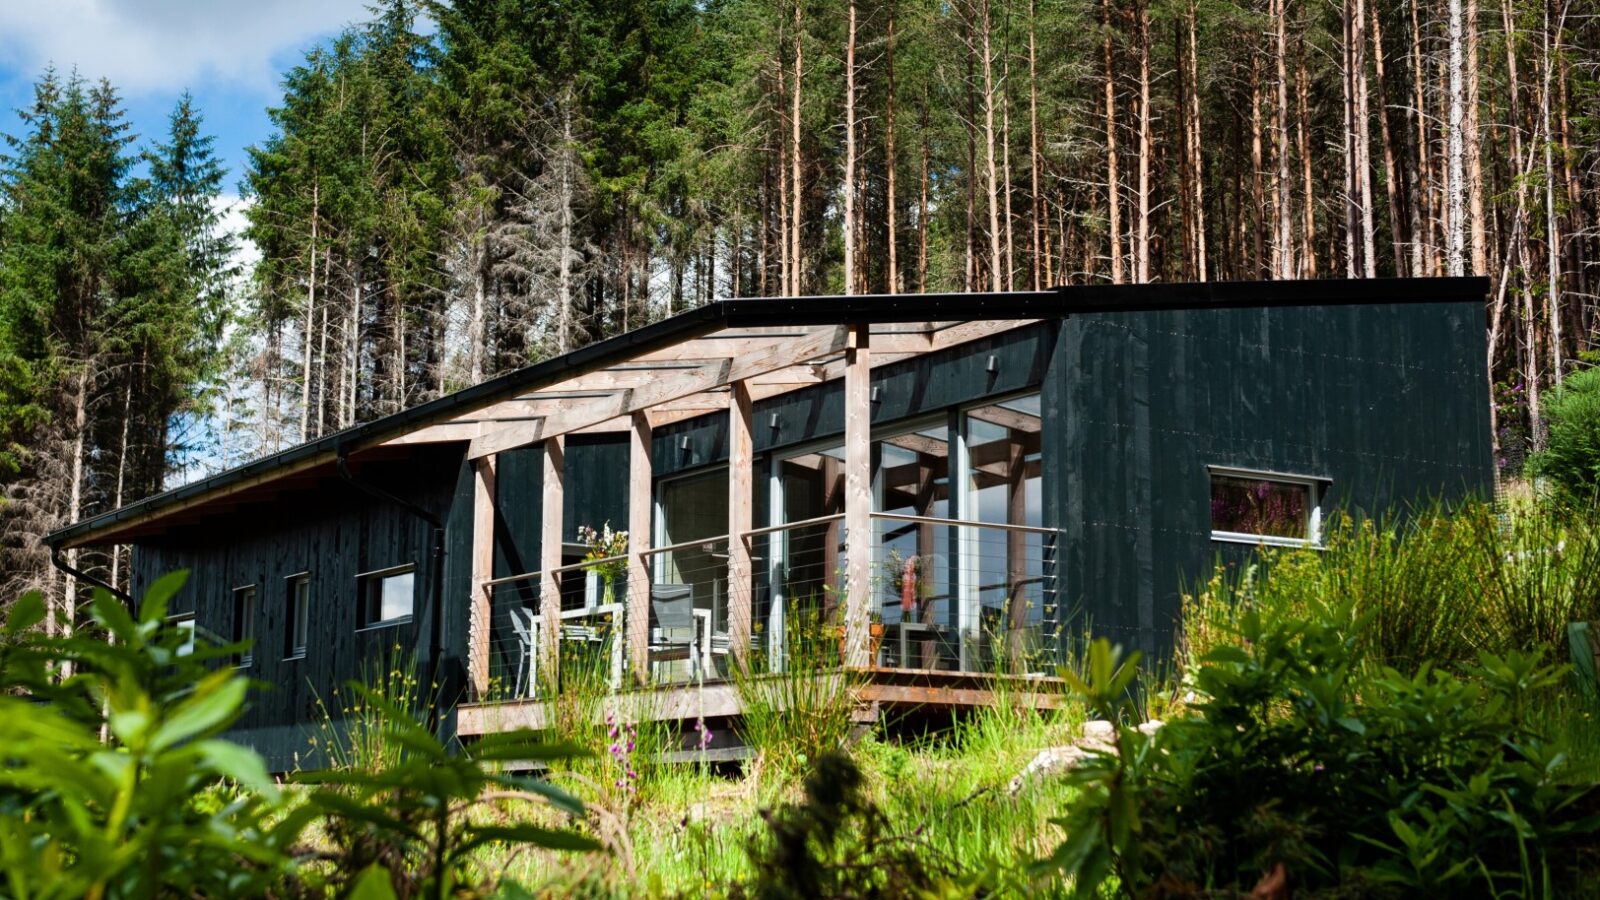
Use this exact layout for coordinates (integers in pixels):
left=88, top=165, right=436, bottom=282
left=470, top=455, right=496, bottom=698
left=627, top=412, right=653, bottom=682
left=843, top=323, right=873, bottom=667
left=540, top=436, right=565, bottom=688
left=727, top=381, right=755, bottom=669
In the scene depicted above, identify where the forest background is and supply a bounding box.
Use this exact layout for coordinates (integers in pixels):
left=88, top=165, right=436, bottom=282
left=0, top=0, right=1594, bottom=602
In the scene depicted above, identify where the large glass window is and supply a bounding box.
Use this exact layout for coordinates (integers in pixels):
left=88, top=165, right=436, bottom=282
left=963, top=394, right=1045, bottom=670
left=874, top=423, right=952, bottom=669
left=654, top=467, right=730, bottom=637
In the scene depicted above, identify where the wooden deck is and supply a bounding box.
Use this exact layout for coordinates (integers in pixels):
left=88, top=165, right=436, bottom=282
left=455, top=667, right=1070, bottom=736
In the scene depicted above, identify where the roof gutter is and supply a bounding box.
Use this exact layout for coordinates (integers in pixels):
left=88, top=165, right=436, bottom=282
left=335, top=445, right=451, bottom=738
left=48, top=542, right=135, bottom=610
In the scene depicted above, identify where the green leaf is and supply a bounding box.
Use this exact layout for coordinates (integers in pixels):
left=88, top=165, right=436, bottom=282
left=140, top=570, right=190, bottom=624
left=150, top=673, right=246, bottom=751
left=5, top=592, right=45, bottom=634
left=459, top=824, right=601, bottom=854
left=194, top=739, right=278, bottom=797
left=348, top=863, right=399, bottom=900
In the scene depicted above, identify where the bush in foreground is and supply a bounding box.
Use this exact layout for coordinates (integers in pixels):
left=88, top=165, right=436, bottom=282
left=0, top=573, right=598, bottom=899
left=1046, top=608, right=1600, bottom=898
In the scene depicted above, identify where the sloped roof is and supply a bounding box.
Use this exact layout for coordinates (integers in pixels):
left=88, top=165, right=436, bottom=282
left=44, top=278, right=1487, bottom=549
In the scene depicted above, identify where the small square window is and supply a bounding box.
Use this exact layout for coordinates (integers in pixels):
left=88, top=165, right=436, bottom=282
left=286, top=574, right=310, bottom=659
left=1208, top=468, right=1323, bottom=547
left=359, top=566, right=415, bottom=629
left=232, top=586, right=257, bottom=667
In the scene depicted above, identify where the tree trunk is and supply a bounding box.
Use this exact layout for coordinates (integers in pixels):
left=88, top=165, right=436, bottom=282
left=300, top=183, right=319, bottom=442
left=1103, top=0, right=1123, bottom=284
left=980, top=0, right=1004, bottom=292
left=791, top=0, right=804, bottom=295
left=887, top=1, right=900, bottom=294
left=1135, top=0, right=1152, bottom=283
left=1446, top=0, right=1467, bottom=276
left=1028, top=0, right=1043, bottom=289
left=844, top=0, right=858, bottom=295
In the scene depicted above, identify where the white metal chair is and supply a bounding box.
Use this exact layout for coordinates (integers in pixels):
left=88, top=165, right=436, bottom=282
left=507, top=606, right=539, bottom=698
left=649, top=584, right=712, bottom=681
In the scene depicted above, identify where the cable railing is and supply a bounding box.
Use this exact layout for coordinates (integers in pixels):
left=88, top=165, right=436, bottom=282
left=476, top=511, right=1059, bottom=701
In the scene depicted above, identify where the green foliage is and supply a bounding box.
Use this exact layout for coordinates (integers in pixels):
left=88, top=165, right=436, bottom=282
left=1181, top=498, right=1600, bottom=672
left=296, top=683, right=600, bottom=898
left=0, top=572, right=602, bottom=898
left=1529, top=366, right=1600, bottom=502
left=729, top=751, right=974, bottom=900
left=733, top=605, right=864, bottom=790
left=1045, top=604, right=1600, bottom=898
left=0, top=572, right=307, bottom=898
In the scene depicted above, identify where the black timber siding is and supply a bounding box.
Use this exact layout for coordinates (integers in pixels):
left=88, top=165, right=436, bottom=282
left=1051, top=300, right=1493, bottom=664
left=130, top=446, right=468, bottom=771
left=490, top=434, right=631, bottom=581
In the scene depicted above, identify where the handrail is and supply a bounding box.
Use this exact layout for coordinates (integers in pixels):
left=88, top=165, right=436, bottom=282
left=482, top=511, right=1051, bottom=592
left=639, top=533, right=731, bottom=558
left=738, top=512, right=847, bottom=540
left=869, top=511, right=1057, bottom=536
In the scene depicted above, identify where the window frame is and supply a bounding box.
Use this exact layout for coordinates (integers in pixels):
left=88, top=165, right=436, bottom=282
left=284, top=572, right=310, bottom=660
left=356, top=563, right=417, bottom=631
left=169, top=612, right=197, bottom=658
left=1206, top=465, right=1327, bottom=548
left=232, top=584, right=257, bottom=668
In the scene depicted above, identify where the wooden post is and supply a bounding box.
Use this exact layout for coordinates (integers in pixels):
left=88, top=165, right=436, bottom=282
left=627, top=412, right=653, bottom=682
left=728, top=381, right=755, bottom=668
left=470, top=455, right=496, bottom=698
left=843, top=323, right=872, bottom=667
left=540, top=436, right=565, bottom=686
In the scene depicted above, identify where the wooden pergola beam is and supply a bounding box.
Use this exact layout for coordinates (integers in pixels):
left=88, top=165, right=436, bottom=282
left=467, top=325, right=850, bottom=459
left=539, top=437, right=565, bottom=684
left=469, top=456, right=496, bottom=698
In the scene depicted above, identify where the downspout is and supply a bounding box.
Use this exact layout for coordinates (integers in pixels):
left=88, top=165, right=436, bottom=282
left=48, top=541, right=135, bottom=609
left=336, top=445, right=450, bottom=737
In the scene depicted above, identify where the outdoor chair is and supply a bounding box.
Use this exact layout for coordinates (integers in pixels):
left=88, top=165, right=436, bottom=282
left=649, top=583, right=712, bottom=681
left=507, top=606, right=539, bottom=699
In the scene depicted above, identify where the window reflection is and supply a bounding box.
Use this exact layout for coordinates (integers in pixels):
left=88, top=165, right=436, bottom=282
left=965, top=394, right=1044, bottom=671
left=1209, top=474, right=1312, bottom=540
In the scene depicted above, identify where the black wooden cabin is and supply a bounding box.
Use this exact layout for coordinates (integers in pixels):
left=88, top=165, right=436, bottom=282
left=45, top=279, right=1494, bottom=769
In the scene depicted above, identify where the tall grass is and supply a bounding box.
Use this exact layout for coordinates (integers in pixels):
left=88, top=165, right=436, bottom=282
left=733, top=604, right=864, bottom=792
left=1181, top=496, right=1600, bottom=673
left=308, top=644, right=429, bottom=771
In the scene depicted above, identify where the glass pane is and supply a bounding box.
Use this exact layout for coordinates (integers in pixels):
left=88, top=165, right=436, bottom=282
left=656, top=468, right=731, bottom=639
left=964, top=394, right=1045, bottom=671
left=778, top=445, right=846, bottom=616
left=379, top=571, right=415, bottom=622
left=291, top=578, right=309, bottom=655
left=873, top=424, right=952, bottom=669
left=1209, top=476, right=1310, bottom=539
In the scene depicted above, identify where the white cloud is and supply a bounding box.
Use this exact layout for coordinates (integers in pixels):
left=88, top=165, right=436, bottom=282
left=0, top=1, right=373, bottom=95
left=214, top=193, right=260, bottom=273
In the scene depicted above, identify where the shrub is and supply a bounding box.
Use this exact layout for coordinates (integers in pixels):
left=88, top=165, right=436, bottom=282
left=0, top=573, right=603, bottom=899
left=1046, top=610, right=1600, bottom=898
left=1529, top=365, right=1600, bottom=502
left=1181, top=498, right=1600, bottom=672
left=0, top=574, right=307, bottom=898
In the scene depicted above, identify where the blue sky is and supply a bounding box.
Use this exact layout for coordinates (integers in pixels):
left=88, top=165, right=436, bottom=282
left=0, top=1, right=374, bottom=195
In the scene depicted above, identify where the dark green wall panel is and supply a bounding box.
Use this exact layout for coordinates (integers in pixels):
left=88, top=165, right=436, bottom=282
left=1052, top=300, right=1493, bottom=664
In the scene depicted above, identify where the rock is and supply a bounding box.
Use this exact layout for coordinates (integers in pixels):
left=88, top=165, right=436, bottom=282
left=1081, top=719, right=1115, bottom=742
left=1007, top=719, right=1167, bottom=795
left=1006, top=745, right=1096, bottom=795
